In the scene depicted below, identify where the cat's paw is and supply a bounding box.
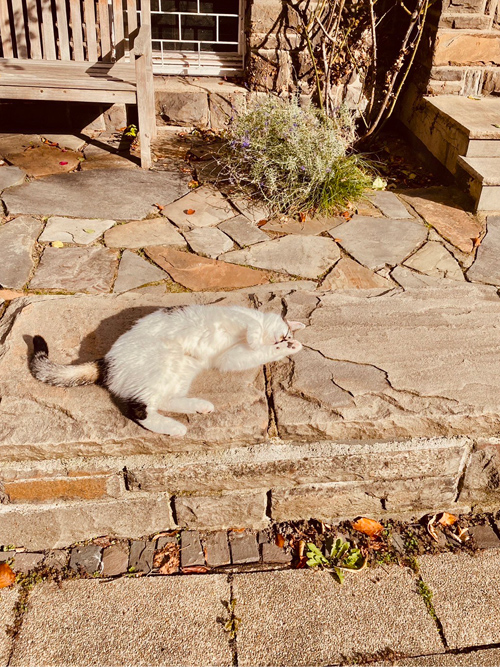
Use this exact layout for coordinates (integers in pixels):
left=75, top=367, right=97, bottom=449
left=286, top=340, right=302, bottom=354
left=165, top=422, right=188, bottom=437
left=274, top=340, right=302, bottom=356
left=192, top=399, right=215, bottom=414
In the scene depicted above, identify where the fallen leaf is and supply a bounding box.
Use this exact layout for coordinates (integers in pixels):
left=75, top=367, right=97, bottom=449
left=181, top=565, right=210, bottom=574
left=473, top=236, right=482, bottom=248
left=438, top=512, right=457, bottom=527
left=275, top=534, right=285, bottom=548
left=51, top=241, right=64, bottom=248
left=154, top=203, right=164, bottom=211
left=185, top=209, right=196, bottom=215
left=59, top=161, right=68, bottom=166
left=0, top=563, right=15, bottom=588
left=83, top=229, right=95, bottom=234
left=257, top=219, right=268, bottom=227
left=92, top=537, right=113, bottom=548
left=352, top=517, right=384, bottom=537
left=299, top=212, right=306, bottom=223
left=467, top=95, right=482, bottom=100
left=118, top=127, right=127, bottom=131
left=188, top=180, right=199, bottom=189
left=427, top=514, right=441, bottom=543
left=333, top=238, right=342, bottom=243
left=153, top=542, right=179, bottom=575
left=493, top=123, right=500, bottom=129
left=180, top=167, right=192, bottom=173
left=372, top=177, right=387, bottom=190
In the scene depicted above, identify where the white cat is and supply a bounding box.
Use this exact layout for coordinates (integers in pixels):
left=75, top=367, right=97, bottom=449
left=30, top=304, right=305, bottom=436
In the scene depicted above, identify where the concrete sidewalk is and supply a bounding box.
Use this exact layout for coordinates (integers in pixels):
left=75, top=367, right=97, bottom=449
left=2, top=550, right=500, bottom=666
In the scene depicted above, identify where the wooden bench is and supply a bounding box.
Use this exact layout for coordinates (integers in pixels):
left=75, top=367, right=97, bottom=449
left=0, top=0, right=156, bottom=168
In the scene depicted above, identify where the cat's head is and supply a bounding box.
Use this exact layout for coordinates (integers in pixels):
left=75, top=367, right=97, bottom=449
left=261, top=312, right=306, bottom=346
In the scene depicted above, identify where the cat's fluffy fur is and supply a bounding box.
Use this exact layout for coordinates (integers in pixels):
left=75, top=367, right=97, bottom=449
left=30, top=304, right=305, bottom=436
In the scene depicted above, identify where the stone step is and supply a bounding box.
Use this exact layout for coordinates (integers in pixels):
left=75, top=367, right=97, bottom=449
left=401, top=93, right=500, bottom=178
left=428, top=65, right=500, bottom=96
left=439, top=13, right=493, bottom=30
left=456, top=155, right=500, bottom=210
left=434, top=29, right=500, bottom=67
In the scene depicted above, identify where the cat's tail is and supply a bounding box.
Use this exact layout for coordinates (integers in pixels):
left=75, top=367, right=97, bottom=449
left=29, top=335, right=105, bottom=387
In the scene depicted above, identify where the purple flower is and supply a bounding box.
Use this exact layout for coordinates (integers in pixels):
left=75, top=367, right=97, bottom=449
left=242, top=139, right=251, bottom=148
left=300, top=166, right=306, bottom=171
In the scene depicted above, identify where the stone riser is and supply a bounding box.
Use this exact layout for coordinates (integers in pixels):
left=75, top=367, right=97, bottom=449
left=0, top=436, right=494, bottom=550
left=428, top=65, right=500, bottom=95
left=456, top=155, right=500, bottom=209
left=433, top=29, right=500, bottom=68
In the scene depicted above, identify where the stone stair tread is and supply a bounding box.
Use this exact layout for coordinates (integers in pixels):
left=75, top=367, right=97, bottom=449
left=425, top=95, right=500, bottom=139
left=457, top=155, right=500, bottom=185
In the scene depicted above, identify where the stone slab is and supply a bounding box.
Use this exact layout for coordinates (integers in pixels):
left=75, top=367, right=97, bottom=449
left=229, top=532, right=259, bottom=564
left=69, top=545, right=102, bottom=575
left=0, top=293, right=268, bottom=462
left=29, top=247, right=119, bottom=294
left=403, top=241, right=464, bottom=281
left=321, top=256, right=393, bottom=289
left=10, top=552, right=44, bottom=573
left=390, top=265, right=454, bottom=289
left=183, top=227, right=234, bottom=258
left=0, top=216, right=43, bottom=289
left=104, top=218, right=186, bottom=249
left=233, top=569, right=443, bottom=666
left=163, top=185, right=235, bottom=231
left=0, top=588, right=18, bottom=667
left=10, top=578, right=232, bottom=666
left=273, top=284, right=500, bottom=441
left=230, top=196, right=270, bottom=224
left=145, top=246, right=270, bottom=290
left=419, top=551, right=500, bottom=649
left=468, top=524, right=500, bottom=549
left=5, top=146, right=80, bottom=178
left=0, top=166, right=25, bottom=191
left=400, top=188, right=482, bottom=253
left=261, top=541, right=291, bottom=563
left=0, top=134, right=42, bottom=158
left=220, top=235, right=341, bottom=279
left=101, top=543, right=129, bottom=576
left=218, top=215, right=269, bottom=246
left=180, top=531, right=205, bottom=567
left=41, top=135, right=86, bottom=152
left=458, top=156, right=500, bottom=186
left=113, top=250, right=167, bottom=294
left=129, top=540, right=155, bottom=574
left=467, top=215, right=500, bottom=285
left=204, top=532, right=231, bottom=568
left=368, top=190, right=413, bottom=219
left=261, top=215, right=341, bottom=236
left=175, top=490, right=269, bottom=531
left=0, top=494, right=175, bottom=550
left=3, top=169, right=191, bottom=220
left=331, top=216, right=427, bottom=270
left=39, top=217, right=115, bottom=245
left=433, top=30, right=500, bottom=67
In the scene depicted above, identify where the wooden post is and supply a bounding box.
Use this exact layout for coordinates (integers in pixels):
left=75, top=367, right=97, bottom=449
left=133, top=24, right=155, bottom=169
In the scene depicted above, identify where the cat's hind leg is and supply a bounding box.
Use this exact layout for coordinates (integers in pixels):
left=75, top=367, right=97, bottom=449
left=124, top=399, right=188, bottom=436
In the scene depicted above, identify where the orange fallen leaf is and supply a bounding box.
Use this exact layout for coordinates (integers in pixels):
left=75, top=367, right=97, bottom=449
left=438, top=512, right=457, bottom=527
left=275, top=533, right=285, bottom=548
left=154, top=203, right=164, bottom=211
left=333, top=238, right=342, bottom=243
left=299, top=212, right=306, bottom=223
left=154, top=542, right=179, bottom=575
left=352, top=517, right=384, bottom=537
left=180, top=167, right=192, bottom=173
left=118, top=126, right=127, bottom=131
left=181, top=565, right=210, bottom=574
left=472, top=237, right=482, bottom=248
left=185, top=209, right=196, bottom=215
left=0, top=563, right=15, bottom=588
left=257, top=219, right=268, bottom=227
left=188, top=180, right=199, bottom=189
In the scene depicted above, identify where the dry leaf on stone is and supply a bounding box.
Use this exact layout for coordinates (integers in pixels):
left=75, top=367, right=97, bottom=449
left=181, top=565, right=210, bottom=574
left=352, top=517, right=384, bottom=537
left=257, top=219, right=268, bottom=227
left=0, top=563, right=16, bottom=588
left=473, top=237, right=482, bottom=248
left=51, top=241, right=64, bottom=248
left=154, top=203, right=164, bottom=211
left=153, top=543, right=180, bottom=575
left=275, top=534, right=285, bottom=548
left=438, top=512, right=457, bottom=527
left=188, top=180, right=199, bottom=189
left=185, top=209, right=196, bottom=215
left=299, top=212, right=306, bottom=223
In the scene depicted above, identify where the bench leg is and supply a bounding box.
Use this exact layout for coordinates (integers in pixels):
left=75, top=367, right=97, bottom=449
left=135, top=52, right=156, bottom=169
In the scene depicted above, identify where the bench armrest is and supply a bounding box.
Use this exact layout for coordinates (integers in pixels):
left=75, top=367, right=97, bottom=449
left=133, top=24, right=151, bottom=57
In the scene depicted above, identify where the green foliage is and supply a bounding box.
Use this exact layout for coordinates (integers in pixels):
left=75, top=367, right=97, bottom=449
left=218, top=96, right=370, bottom=215
left=417, top=579, right=437, bottom=621
left=222, top=598, right=241, bottom=639
left=124, top=124, right=138, bottom=138
left=306, top=538, right=365, bottom=584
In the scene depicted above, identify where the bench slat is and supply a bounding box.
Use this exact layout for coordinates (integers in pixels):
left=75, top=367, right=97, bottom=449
left=83, top=0, right=98, bottom=60
left=0, top=0, right=13, bottom=58
left=40, top=0, right=56, bottom=59
left=126, top=0, right=137, bottom=50
left=0, top=85, right=136, bottom=102
left=10, top=0, right=28, bottom=58
left=25, top=0, right=42, bottom=59
left=98, top=0, right=111, bottom=61
left=55, top=0, right=71, bottom=60
left=0, top=75, right=136, bottom=90
left=69, top=0, right=84, bottom=60
left=112, top=0, right=124, bottom=60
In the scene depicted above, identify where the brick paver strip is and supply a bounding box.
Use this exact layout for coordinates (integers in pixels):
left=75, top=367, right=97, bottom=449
left=181, top=531, right=205, bottom=567
left=419, top=552, right=500, bottom=649
left=374, top=647, right=500, bottom=665
left=0, top=588, right=18, bottom=667
left=233, top=569, right=443, bottom=666
left=229, top=532, right=259, bottom=564
left=204, top=532, right=231, bottom=568
left=10, top=578, right=232, bottom=666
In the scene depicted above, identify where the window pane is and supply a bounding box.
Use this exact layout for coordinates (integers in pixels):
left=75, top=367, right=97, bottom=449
left=201, top=42, right=238, bottom=52
left=181, top=14, right=216, bottom=41
left=152, top=14, right=178, bottom=40
left=162, top=0, right=197, bottom=11
left=219, top=16, right=238, bottom=42
left=158, top=41, right=198, bottom=51
left=200, top=0, right=238, bottom=13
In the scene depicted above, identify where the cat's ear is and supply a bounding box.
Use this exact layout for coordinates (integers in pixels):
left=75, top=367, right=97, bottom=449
left=287, top=320, right=306, bottom=331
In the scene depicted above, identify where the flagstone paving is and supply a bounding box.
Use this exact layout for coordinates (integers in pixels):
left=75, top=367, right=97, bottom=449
left=112, top=250, right=168, bottom=294
left=0, top=165, right=25, bottom=191
left=104, top=218, right=186, bottom=249
left=39, top=217, right=115, bottom=245
left=0, top=216, right=43, bottom=289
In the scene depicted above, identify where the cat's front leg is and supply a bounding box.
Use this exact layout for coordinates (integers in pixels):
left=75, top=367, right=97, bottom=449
left=163, top=397, right=215, bottom=414
left=215, top=340, right=302, bottom=371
